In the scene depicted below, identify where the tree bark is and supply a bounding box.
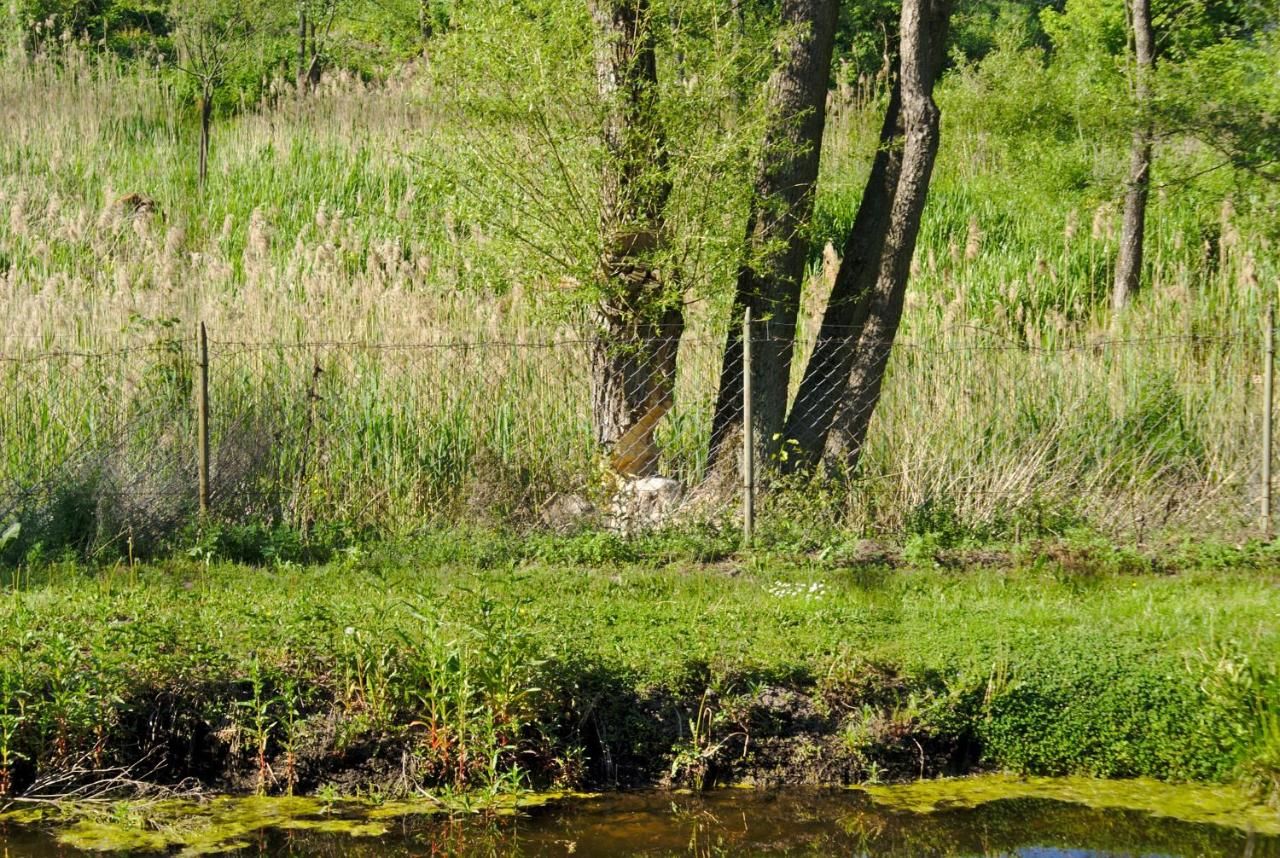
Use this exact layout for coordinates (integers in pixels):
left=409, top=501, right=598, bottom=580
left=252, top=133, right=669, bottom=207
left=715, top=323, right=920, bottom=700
left=1112, top=0, right=1154, bottom=312
left=307, top=20, right=322, bottom=88
left=782, top=79, right=903, bottom=469
left=708, top=0, right=840, bottom=469
left=782, top=0, right=948, bottom=471
left=820, top=0, right=950, bottom=471
left=589, top=0, right=682, bottom=477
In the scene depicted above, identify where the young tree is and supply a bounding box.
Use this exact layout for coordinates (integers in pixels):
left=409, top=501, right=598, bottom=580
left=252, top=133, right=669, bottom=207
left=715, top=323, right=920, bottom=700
left=588, top=0, right=683, bottom=476
left=708, top=0, right=840, bottom=468
left=1111, top=0, right=1154, bottom=310
left=297, top=0, right=341, bottom=91
left=783, top=0, right=952, bottom=472
left=172, top=0, right=256, bottom=188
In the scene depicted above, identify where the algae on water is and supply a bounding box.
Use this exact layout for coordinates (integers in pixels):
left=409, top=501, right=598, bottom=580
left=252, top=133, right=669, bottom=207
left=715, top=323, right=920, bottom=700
left=858, top=774, right=1280, bottom=835
left=40, top=791, right=587, bottom=854
left=9, top=779, right=1278, bottom=854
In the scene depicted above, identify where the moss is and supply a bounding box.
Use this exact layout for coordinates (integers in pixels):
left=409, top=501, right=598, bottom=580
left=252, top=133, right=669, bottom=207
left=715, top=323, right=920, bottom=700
left=52, top=796, right=375, bottom=854
left=859, top=774, right=1280, bottom=835
left=57, top=819, right=171, bottom=852
left=0, top=806, right=48, bottom=824
left=276, top=818, right=389, bottom=836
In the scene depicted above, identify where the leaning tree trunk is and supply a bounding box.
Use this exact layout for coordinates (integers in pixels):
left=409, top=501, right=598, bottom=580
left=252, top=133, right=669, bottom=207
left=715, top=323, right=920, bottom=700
left=819, top=0, right=951, bottom=471
left=782, top=79, right=903, bottom=470
left=708, top=0, right=840, bottom=469
left=1112, top=0, right=1154, bottom=312
left=589, top=0, right=682, bottom=478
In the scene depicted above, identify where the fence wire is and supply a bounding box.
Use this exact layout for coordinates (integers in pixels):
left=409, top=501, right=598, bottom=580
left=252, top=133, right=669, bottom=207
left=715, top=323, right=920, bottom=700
left=0, top=327, right=1267, bottom=557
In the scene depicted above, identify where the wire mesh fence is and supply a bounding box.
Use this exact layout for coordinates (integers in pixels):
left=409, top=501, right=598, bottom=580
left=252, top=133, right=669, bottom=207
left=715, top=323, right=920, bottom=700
left=0, top=321, right=1269, bottom=560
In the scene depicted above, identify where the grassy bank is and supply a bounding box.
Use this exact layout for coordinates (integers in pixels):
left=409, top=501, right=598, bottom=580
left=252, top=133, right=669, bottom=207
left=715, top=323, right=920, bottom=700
left=2, top=536, right=1278, bottom=805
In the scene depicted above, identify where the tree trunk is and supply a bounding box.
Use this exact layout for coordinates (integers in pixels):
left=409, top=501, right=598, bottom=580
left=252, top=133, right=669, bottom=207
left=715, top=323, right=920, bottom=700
left=708, top=0, right=840, bottom=469
left=1112, top=0, right=1154, bottom=312
left=778, top=0, right=952, bottom=473
left=820, top=0, right=950, bottom=471
left=783, top=0, right=949, bottom=472
left=306, top=20, right=322, bottom=88
left=298, top=7, right=308, bottom=88
left=198, top=86, right=212, bottom=188
left=589, top=0, right=682, bottom=477
left=782, top=80, right=903, bottom=470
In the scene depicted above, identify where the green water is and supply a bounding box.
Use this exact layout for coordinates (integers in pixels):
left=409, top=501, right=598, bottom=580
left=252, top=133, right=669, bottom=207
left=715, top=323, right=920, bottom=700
left=2, top=782, right=1277, bottom=856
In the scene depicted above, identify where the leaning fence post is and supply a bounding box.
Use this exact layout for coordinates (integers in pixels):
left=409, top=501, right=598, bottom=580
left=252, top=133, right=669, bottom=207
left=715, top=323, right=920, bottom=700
left=1263, top=304, right=1274, bottom=538
left=742, top=307, right=755, bottom=548
left=197, top=322, right=210, bottom=518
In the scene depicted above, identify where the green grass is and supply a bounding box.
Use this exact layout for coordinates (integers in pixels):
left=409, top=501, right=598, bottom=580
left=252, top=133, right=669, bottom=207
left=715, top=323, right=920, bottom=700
left=1, top=541, right=1278, bottom=802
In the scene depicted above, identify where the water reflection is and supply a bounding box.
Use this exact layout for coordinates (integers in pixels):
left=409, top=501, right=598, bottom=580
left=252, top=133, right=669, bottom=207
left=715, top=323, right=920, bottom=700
left=2, top=789, right=1274, bottom=856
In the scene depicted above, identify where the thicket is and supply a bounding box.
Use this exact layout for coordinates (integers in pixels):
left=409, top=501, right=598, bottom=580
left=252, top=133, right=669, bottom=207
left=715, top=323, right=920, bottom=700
left=0, top=0, right=1277, bottom=559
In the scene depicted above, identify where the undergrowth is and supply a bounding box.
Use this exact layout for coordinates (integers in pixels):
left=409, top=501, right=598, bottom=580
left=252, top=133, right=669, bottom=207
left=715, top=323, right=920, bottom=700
left=0, top=545, right=1277, bottom=804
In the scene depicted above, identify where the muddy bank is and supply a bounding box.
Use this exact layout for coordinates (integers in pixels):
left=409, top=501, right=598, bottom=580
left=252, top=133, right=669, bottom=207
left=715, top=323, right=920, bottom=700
left=2, top=665, right=974, bottom=802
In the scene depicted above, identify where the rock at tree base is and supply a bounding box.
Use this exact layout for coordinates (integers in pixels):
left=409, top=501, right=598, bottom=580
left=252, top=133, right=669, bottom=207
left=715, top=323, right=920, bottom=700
left=609, top=476, right=683, bottom=533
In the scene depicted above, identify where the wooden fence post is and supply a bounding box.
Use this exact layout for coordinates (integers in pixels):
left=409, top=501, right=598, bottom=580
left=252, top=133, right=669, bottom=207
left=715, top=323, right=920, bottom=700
left=1263, top=304, right=1274, bottom=538
left=197, top=322, right=210, bottom=518
left=742, top=307, right=754, bottom=548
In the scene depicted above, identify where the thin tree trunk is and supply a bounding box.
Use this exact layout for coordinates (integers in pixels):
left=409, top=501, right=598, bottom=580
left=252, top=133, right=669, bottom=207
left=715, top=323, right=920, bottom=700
left=708, top=0, right=840, bottom=469
left=782, top=79, right=903, bottom=470
left=298, top=7, right=308, bottom=88
left=307, top=20, right=322, bottom=88
left=198, top=86, right=212, bottom=188
left=821, top=0, right=950, bottom=470
left=1112, top=0, right=1154, bottom=311
left=589, top=0, right=682, bottom=477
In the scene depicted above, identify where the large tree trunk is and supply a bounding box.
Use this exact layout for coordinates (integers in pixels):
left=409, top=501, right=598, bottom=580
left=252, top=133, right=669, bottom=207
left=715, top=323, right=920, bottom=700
left=821, top=0, right=950, bottom=470
left=589, top=0, right=682, bottom=477
left=782, top=80, right=903, bottom=470
left=708, top=0, right=840, bottom=469
left=1112, top=0, right=1154, bottom=311
left=783, top=0, right=949, bottom=471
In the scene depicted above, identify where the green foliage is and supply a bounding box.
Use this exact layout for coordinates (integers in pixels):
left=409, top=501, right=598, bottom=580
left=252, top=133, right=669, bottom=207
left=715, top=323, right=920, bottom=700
left=0, top=552, right=1278, bottom=798
left=15, top=0, right=171, bottom=57
left=424, top=0, right=773, bottom=315
left=182, top=520, right=349, bottom=566
left=1157, top=32, right=1280, bottom=181
left=0, top=0, right=1278, bottom=560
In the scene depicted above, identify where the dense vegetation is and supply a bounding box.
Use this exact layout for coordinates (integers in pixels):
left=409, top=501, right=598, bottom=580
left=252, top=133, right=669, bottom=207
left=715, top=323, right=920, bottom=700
left=1, top=0, right=1277, bottom=557
left=1, top=542, right=1279, bottom=803
left=1, top=0, right=1279, bottom=821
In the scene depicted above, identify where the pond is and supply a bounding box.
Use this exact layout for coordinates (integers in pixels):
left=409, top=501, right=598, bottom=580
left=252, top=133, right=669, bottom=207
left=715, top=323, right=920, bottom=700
left=1, top=778, right=1277, bottom=856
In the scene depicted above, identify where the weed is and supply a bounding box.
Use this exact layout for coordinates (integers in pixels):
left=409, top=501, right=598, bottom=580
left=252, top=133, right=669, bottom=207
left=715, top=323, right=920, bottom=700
left=0, top=549, right=1276, bottom=798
